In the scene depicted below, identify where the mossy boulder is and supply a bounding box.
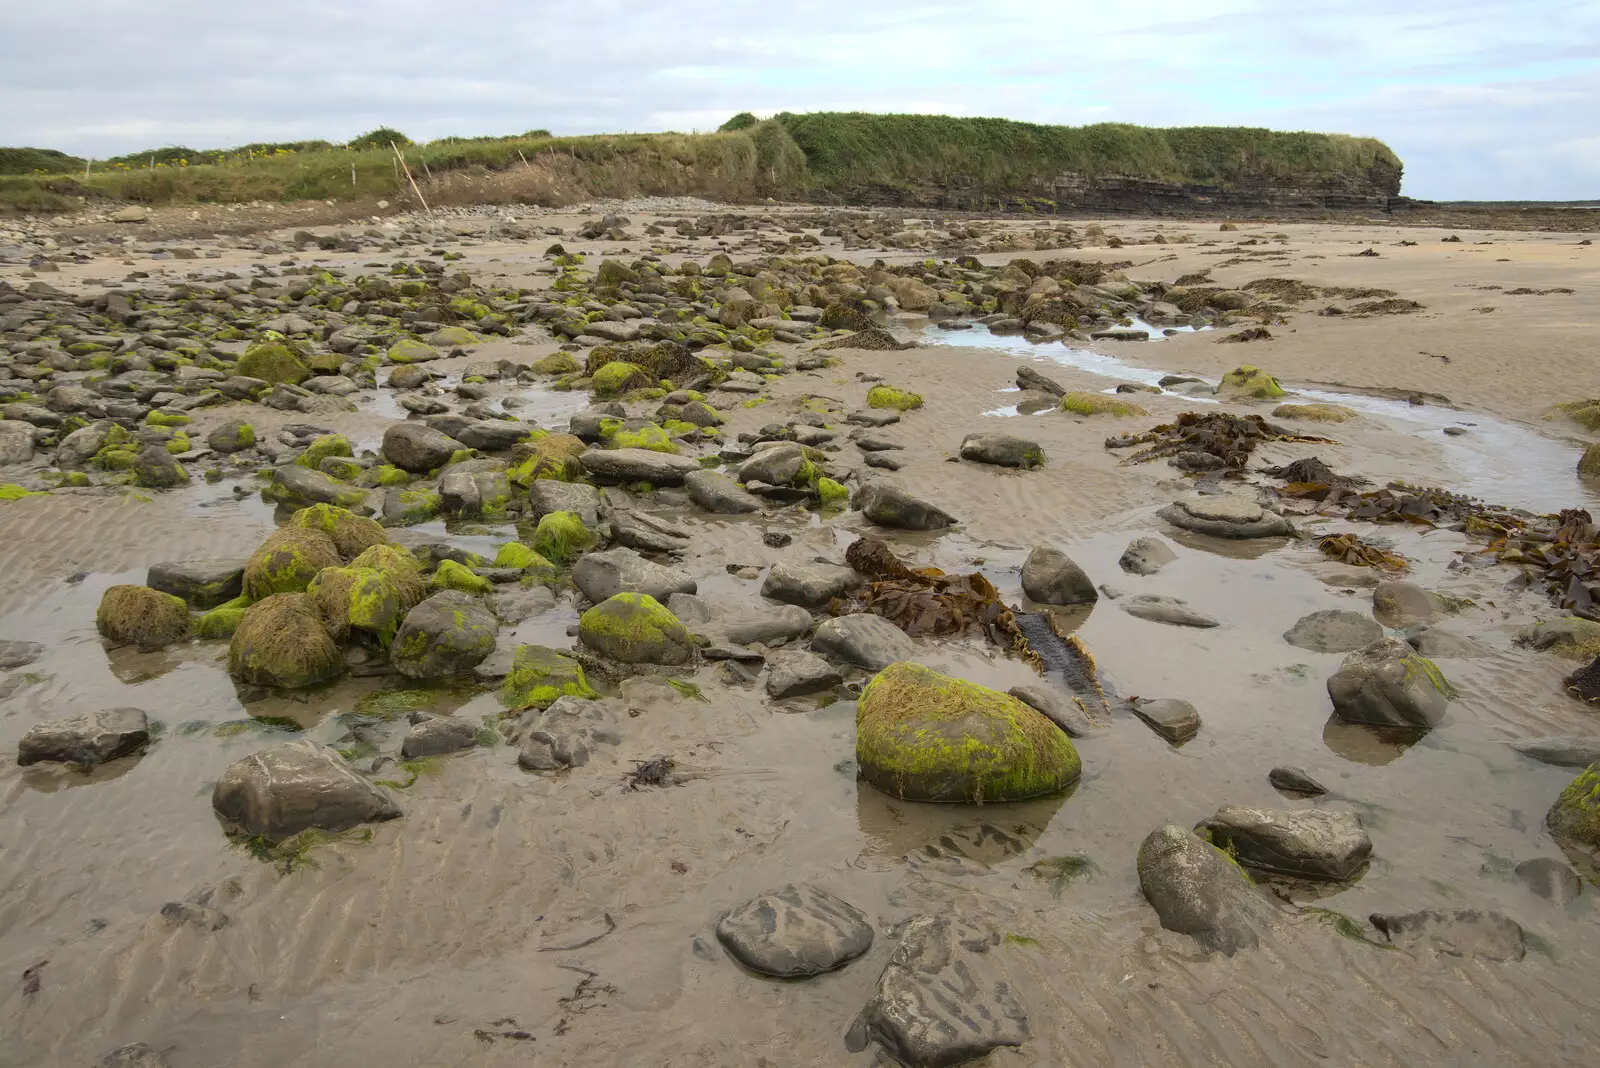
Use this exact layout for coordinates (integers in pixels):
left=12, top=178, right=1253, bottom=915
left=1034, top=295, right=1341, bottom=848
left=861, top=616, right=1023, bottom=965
left=1547, top=763, right=1600, bottom=860
left=295, top=434, right=352, bottom=470
left=207, top=420, right=256, bottom=453
left=855, top=661, right=1081, bottom=803
left=391, top=590, right=498, bottom=679
left=308, top=566, right=404, bottom=645
left=494, top=541, right=557, bottom=580
left=288, top=503, right=386, bottom=561
left=96, top=585, right=191, bottom=649
left=531, top=351, right=581, bottom=375
left=1553, top=399, right=1600, bottom=431
left=592, top=361, right=654, bottom=397
left=350, top=543, right=427, bottom=608
left=532, top=510, right=597, bottom=563
left=610, top=423, right=678, bottom=453
left=133, top=445, right=188, bottom=487
left=1060, top=392, right=1147, bottom=417
left=242, top=527, right=342, bottom=600
left=817, top=477, right=850, bottom=508
left=387, top=338, right=443, bottom=364
left=578, top=592, right=694, bottom=665
left=866, top=385, right=923, bottom=411
left=499, top=644, right=600, bottom=710
left=426, top=326, right=479, bottom=347
left=596, top=259, right=638, bottom=286
left=1216, top=366, right=1287, bottom=400
left=1272, top=403, right=1353, bottom=423
left=236, top=342, right=310, bottom=385
left=508, top=433, right=586, bottom=485
left=196, top=594, right=251, bottom=639
left=228, top=593, right=344, bottom=689
left=429, top=558, right=492, bottom=595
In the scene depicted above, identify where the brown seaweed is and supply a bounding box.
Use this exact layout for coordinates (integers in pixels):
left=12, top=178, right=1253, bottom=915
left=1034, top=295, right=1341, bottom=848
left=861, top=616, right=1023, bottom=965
left=1107, top=411, right=1335, bottom=468
left=1318, top=533, right=1410, bottom=572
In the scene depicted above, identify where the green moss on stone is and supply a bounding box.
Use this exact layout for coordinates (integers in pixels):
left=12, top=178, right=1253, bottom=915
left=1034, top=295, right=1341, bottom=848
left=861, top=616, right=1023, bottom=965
left=1060, top=391, right=1147, bottom=417
left=196, top=594, right=252, bottom=640
left=236, top=342, right=311, bottom=385
left=498, top=645, right=599, bottom=710
left=578, top=592, right=693, bottom=665
left=243, top=526, right=342, bottom=600
left=1216, top=365, right=1287, bottom=400
left=296, top=434, right=353, bottom=470
left=532, top=510, right=596, bottom=563
left=867, top=385, right=923, bottom=411
left=429, top=559, right=492, bottom=595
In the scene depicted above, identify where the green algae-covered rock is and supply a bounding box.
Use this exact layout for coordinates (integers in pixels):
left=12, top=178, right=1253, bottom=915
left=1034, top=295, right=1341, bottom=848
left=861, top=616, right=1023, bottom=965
left=499, top=644, right=599, bottom=710
left=817, top=477, right=850, bottom=508
left=236, top=342, right=311, bottom=385
left=867, top=385, right=923, bottom=411
left=391, top=590, right=498, bottom=679
left=532, top=510, right=596, bottom=563
left=1547, top=762, right=1600, bottom=859
left=578, top=592, right=694, bottom=665
left=429, top=558, right=492, bottom=595
left=1060, top=391, right=1147, bottom=417
left=494, top=541, right=557, bottom=580
left=856, top=661, right=1080, bottom=803
left=288, top=503, right=387, bottom=561
left=308, top=566, right=404, bottom=646
left=228, top=593, right=344, bottom=689
left=196, top=594, right=251, bottom=639
left=295, top=434, right=353, bottom=471
left=610, top=422, right=678, bottom=453
left=242, top=527, right=342, bottom=600
left=507, top=433, right=587, bottom=485
left=349, top=543, right=426, bottom=608
left=96, top=584, right=191, bottom=649
left=596, top=258, right=638, bottom=286
left=1215, top=365, right=1286, bottom=400
left=426, top=326, right=479, bottom=348
left=387, top=338, right=443, bottom=364
left=592, top=361, right=654, bottom=398
left=208, top=420, right=256, bottom=453
left=531, top=351, right=580, bottom=375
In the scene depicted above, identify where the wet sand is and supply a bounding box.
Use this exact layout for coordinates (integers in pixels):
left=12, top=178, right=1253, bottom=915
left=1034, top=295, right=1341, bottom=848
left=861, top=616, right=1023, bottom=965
left=2, top=209, right=1600, bottom=1066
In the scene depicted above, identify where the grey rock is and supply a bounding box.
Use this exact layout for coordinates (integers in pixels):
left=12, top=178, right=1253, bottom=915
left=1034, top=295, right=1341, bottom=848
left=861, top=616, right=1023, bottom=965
left=573, top=547, right=696, bottom=604
left=517, top=695, right=622, bottom=771
left=761, top=560, right=862, bottom=608
left=146, top=558, right=245, bottom=609
left=1268, top=766, right=1327, bottom=795
left=845, top=916, right=1028, bottom=1067
left=1198, top=806, right=1371, bottom=881
left=455, top=421, right=531, bottom=451
left=1016, top=364, right=1065, bottom=397
left=381, top=423, right=463, bottom=473
left=1122, top=595, right=1219, bottom=628
left=1327, top=637, right=1449, bottom=729
left=207, top=419, right=256, bottom=454
left=1009, top=685, right=1095, bottom=737
left=665, top=592, right=711, bottom=625
left=1137, top=825, right=1270, bottom=955
left=1131, top=698, right=1201, bottom=743
left=766, top=650, right=843, bottom=698
left=400, top=715, right=479, bottom=759
left=1157, top=494, right=1292, bottom=539
left=270, top=465, right=370, bottom=511
left=17, top=707, right=150, bottom=767
left=1513, top=858, right=1582, bottom=905
left=862, top=452, right=906, bottom=471
left=1369, top=909, right=1526, bottom=961
left=855, top=480, right=955, bottom=531
left=492, top=584, right=556, bottom=625
left=527, top=480, right=600, bottom=526
left=579, top=447, right=699, bottom=485
left=720, top=604, right=814, bottom=646
left=1119, top=536, right=1176, bottom=576
left=606, top=505, right=691, bottom=554
left=0, top=639, right=44, bottom=670
left=847, top=409, right=901, bottom=427
left=95, top=1044, right=170, bottom=1068
left=717, top=883, right=873, bottom=977
left=1507, top=736, right=1600, bottom=768
left=1283, top=609, right=1383, bottom=653
left=685, top=469, right=762, bottom=514
left=851, top=432, right=904, bottom=452
left=211, top=739, right=401, bottom=843
left=132, top=446, right=185, bottom=488
left=392, top=591, right=498, bottom=679
left=811, top=614, right=915, bottom=672
left=56, top=423, right=111, bottom=467
left=959, top=433, right=1043, bottom=469
left=737, top=442, right=806, bottom=486
left=1404, top=623, right=1486, bottom=658
left=1021, top=546, right=1097, bottom=606
left=1372, top=580, right=1441, bottom=626
left=0, top=419, right=36, bottom=464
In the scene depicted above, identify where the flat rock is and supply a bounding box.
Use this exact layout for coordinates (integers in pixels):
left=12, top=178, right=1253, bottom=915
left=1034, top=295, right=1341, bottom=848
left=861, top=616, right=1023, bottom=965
left=147, top=558, right=246, bottom=609
left=518, top=695, right=623, bottom=770
left=400, top=715, right=479, bottom=759
left=1131, top=698, right=1201, bottom=743
left=846, top=916, right=1029, bottom=1067
left=1158, top=494, right=1292, bottom=539
left=579, top=447, right=699, bottom=485
left=1198, top=805, right=1371, bottom=881
left=527, top=480, right=600, bottom=526
left=1119, top=536, right=1176, bottom=576
left=1369, top=909, right=1526, bottom=961
left=95, top=1044, right=170, bottom=1068
left=1404, top=623, right=1486, bottom=658
left=270, top=465, right=371, bottom=511
left=684, top=469, right=762, bottom=514
left=606, top=506, right=691, bottom=553
left=1283, top=609, right=1383, bottom=653
left=765, top=650, right=842, bottom=698
left=863, top=452, right=906, bottom=471
left=812, top=614, right=915, bottom=671
left=17, top=707, right=149, bottom=767
left=1507, top=736, right=1600, bottom=768
left=959, top=433, right=1043, bottom=469
left=382, top=423, right=463, bottom=473
left=0, top=639, right=44, bottom=670
left=211, top=739, right=401, bottom=843
left=573, top=547, right=696, bottom=604
left=1021, top=546, right=1097, bottom=606
left=761, top=560, right=862, bottom=608
left=1138, top=825, right=1270, bottom=954
left=719, top=603, right=814, bottom=646
left=1372, top=580, right=1442, bottom=626
left=1514, top=857, right=1583, bottom=904
left=1268, top=766, right=1328, bottom=795
left=1009, top=685, right=1095, bottom=737
left=1122, top=595, right=1219, bottom=628
left=716, top=883, right=873, bottom=977
left=160, top=901, right=230, bottom=930
left=854, top=480, right=955, bottom=531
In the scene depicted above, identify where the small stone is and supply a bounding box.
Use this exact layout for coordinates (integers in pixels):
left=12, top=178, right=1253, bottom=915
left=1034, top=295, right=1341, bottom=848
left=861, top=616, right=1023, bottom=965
left=716, top=884, right=874, bottom=977
left=1122, top=595, right=1219, bottom=628
left=146, top=558, right=246, bottom=609
left=160, top=901, right=230, bottom=930
left=1513, top=857, right=1582, bottom=904
left=1118, top=536, right=1176, bottom=575
left=1131, top=698, right=1201, bottom=743
left=761, top=560, right=862, bottom=607
left=959, top=433, right=1043, bottom=469
left=1268, top=766, right=1327, bottom=795
left=1371, top=580, right=1441, bottom=626
left=17, top=708, right=150, bottom=767
left=1158, top=494, right=1292, bottom=539
left=1198, top=806, right=1371, bottom=881
left=1138, top=825, right=1270, bottom=955
left=573, top=547, right=696, bottom=604
left=211, top=739, right=401, bottom=843
left=1008, top=685, right=1095, bottom=737
left=0, top=639, right=44, bottom=670
left=1507, top=736, right=1600, bottom=768
left=1327, top=636, right=1449, bottom=729
left=765, top=650, right=842, bottom=698
left=1020, top=546, right=1097, bottom=606
left=854, top=480, right=955, bottom=531
left=400, top=715, right=479, bottom=759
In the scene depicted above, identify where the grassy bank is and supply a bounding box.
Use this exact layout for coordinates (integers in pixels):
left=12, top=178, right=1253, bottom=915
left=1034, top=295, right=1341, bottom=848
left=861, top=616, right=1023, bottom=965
left=0, top=112, right=1400, bottom=215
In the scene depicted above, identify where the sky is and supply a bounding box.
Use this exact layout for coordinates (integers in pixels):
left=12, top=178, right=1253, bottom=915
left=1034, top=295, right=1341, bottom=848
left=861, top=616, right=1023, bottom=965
left=2, top=0, right=1598, bottom=201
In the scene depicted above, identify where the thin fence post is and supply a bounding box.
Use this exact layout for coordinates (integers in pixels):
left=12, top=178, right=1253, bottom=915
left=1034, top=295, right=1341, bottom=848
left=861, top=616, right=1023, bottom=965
left=84, top=160, right=92, bottom=180
left=392, top=141, right=432, bottom=217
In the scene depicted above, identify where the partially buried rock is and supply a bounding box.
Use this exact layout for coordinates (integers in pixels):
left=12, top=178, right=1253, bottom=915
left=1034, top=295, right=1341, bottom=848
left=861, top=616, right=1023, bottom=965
left=855, top=661, right=1080, bottom=802
left=1371, top=579, right=1441, bottom=626
left=720, top=603, right=814, bottom=645
left=1020, top=546, right=1097, bottom=606
left=212, top=739, right=401, bottom=843
left=1131, top=697, right=1201, bottom=743
left=812, top=614, right=916, bottom=672
left=400, top=715, right=479, bottom=759
left=1327, top=637, right=1450, bottom=729
left=1009, top=684, right=1095, bottom=738
left=0, top=640, right=43, bottom=670
left=518, top=694, right=622, bottom=771
left=1122, top=595, right=1218, bottom=628
left=1507, top=736, right=1600, bottom=768
left=228, top=594, right=344, bottom=689
left=1157, top=494, right=1292, bottom=539
left=95, top=1045, right=170, bottom=1068
left=269, top=465, right=370, bottom=512
left=578, top=592, right=694, bottom=665
left=959, top=433, right=1044, bottom=469
left=392, top=590, right=498, bottom=678
left=684, top=469, right=762, bottom=514
left=578, top=447, right=699, bottom=486
left=1513, top=857, right=1583, bottom=905
left=147, top=559, right=245, bottom=609
left=765, top=650, right=842, bottom=699
left=846, top=916, right=1029, bottom=1068
left=1198, top=806, right=1371, bottom=881
left=716, top=884, right=874, bottom=977
left=1369, top=909, right=1526, bottom=961
left=1137, top=825, right=1270, bottom=955
left=854, top=481, right=955, bottom=531
left=96, top=585, right=190, bottom=649
left=498, top=644, right=598, bottom=710
left=160, top=901, right=230, bottom=930
left=573, top=547, right=696, bottom=604
left=1119, top=536, right=1176, bottom=576
left=1545, top=762, right=1600, bottom=861
left=1269, top=766, right=1328, bottom=795
left=761, top=560, right=862, bottom=608
left=17, top=708, right=150, bottom=767
left=1283, top=609, right=1383, bottom=653
left=381, top=423, right=462, bottom=473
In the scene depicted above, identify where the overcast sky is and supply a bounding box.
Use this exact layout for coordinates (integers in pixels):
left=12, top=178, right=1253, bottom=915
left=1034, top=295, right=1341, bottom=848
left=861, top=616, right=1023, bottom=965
left=3, top=0, right=1597, bottom=200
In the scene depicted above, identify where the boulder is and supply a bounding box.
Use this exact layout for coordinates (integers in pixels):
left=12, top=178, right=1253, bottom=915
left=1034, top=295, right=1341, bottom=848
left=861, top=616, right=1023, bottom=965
left=573, top=547, right=696, bottom=604
left=1283, top=609, right=1384, bottom=653
left=959, top=433, right=1044, bottom=469
left=578, top=592, right=694, bottom=665
left=1131, top=698, right=1201, bottom=743
left=499, top=644, right=599, bottom=710
left=578, top=447, right=699, bottom=485
left=1157, top=495, right=1292, bottom=538
left=716, top=884, right=873, bottom=978
left=527, top=480, right=601, bottom=526
left=765, top=650, right=843, bottom=698
left=517, top=694, right=624, bottom=770
left=812, top=614, right=916, bottom=672
left=720, top=604, right=814, bottom=646
left=1198, top=806, right=1372, bottom=881
left=1122, top=595, right=1219, bottom=628
left=1008, top=685, right=1095, bottom=738
left=1327, top=637, right=1450, bottom=729
left=1369, top=910, right=1526, bottom=961
left=243, top=527, right=341, bottom=600
left=1546, top=762, right=1600, bottom=859
left=269, top=465, right=371, bottom=511
left=400, top=715, right=479, bottom=759
left=1020, top=546, right=1097, bottom=606
left=854, top=481, right=955, bottom=531
left=95, top=585, right=190, bottom=649
left=1372, top=580, right=1441, bottom=626
left=846, top=916, right=1029, bottom=1067
left=392, top=591, right=498, bottom=678
left=761, top=560, right=863, bottom=608
left=228, top=593, right=344, bottom=689
left=855, top=661, right=1080, bottom=802
left=146, top=559, right=245, bottom=609
left=685, top=469, right=762, bottom=514
left=381, top=423, right=463, bottom=473
left=211, top=739, right=401, bottom=843
left=1137, top=825, right=1270, bottom=955
left=17, top=708, right=150, bottom=767
left=1118, top=536, right=1176, bottom=576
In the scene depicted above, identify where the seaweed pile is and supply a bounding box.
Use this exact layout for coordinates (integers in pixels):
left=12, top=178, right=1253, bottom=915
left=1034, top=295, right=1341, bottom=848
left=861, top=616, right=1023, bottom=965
left=1107, top=412, right=1335, bottom=468
left=1318, top=532, right=1410, bottom=572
